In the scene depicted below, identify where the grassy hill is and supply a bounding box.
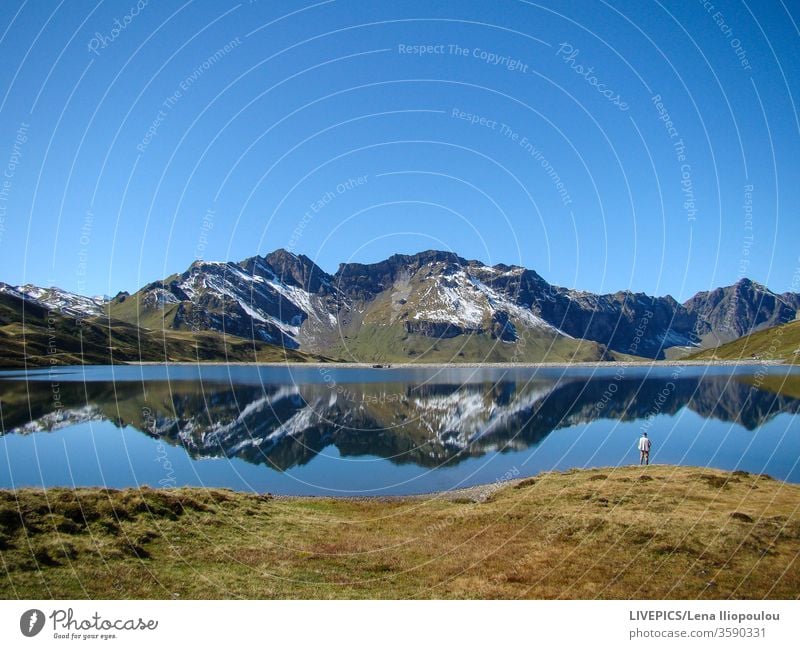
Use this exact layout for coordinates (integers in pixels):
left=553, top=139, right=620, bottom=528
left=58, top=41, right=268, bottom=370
left=687, top=319, right=800, bottom=364
left=105, top=286, right=183, bottom=330
left=1, top=465, right=797, bottom=599
left=0, top=293, right=329, bottom=368
left=326, top=322, right=640, bottom=363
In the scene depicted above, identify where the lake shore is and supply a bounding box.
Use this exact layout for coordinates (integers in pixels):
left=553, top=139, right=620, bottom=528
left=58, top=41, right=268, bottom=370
left=5, top=358, right=791, bottom=372
left=2, top=465, right=798, bottom=599
left=129, top=358, right=786, bottom=368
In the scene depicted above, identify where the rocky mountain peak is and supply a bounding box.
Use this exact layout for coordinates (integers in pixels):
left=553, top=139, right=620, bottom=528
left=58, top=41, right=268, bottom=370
left=242, top=249, right=331, bottom=293
left=683, top=277, right=794, bottom=344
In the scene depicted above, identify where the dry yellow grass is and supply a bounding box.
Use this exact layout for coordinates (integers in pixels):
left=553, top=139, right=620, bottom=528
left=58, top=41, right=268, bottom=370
left=1, top=465, right=798, bottom=599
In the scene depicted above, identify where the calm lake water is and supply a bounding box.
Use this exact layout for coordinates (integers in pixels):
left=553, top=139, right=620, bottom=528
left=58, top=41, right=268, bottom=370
left=1, top=364, right=799, bottom=495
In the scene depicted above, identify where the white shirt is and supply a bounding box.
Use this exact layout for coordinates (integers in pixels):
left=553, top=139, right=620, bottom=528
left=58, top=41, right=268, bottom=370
left=638, top=436, right=651, bottom=452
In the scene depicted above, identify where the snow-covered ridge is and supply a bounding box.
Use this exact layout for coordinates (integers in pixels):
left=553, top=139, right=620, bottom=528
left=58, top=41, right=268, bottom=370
left=409, top=266, right=567, bottom=336
left=0, top=283, right=106, bottom=318
left=169, top=259, right=339, bottom=347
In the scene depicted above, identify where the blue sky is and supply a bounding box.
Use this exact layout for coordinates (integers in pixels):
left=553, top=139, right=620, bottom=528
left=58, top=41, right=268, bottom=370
left=0, top=0, right=798, bottom=300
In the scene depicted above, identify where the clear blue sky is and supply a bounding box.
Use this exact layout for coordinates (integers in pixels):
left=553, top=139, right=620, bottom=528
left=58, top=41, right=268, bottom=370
left=0, top=0, right=798, bottom=301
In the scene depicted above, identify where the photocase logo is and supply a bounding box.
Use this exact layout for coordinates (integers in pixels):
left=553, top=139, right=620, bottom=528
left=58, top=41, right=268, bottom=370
left=20, top=609, right=45, bottom=637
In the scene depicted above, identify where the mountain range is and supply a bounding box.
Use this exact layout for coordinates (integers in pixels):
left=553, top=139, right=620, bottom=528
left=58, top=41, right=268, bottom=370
left=1, top=249, right=798, bottom=364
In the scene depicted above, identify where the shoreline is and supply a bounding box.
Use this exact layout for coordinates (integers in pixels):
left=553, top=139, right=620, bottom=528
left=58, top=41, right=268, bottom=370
left=3, top=359, right=793, bottom=373
left=123, top=358, right=785, bottom=369
left=0, top=465, right=787, bottom=501
left=273, top=464, right=789, bottom=501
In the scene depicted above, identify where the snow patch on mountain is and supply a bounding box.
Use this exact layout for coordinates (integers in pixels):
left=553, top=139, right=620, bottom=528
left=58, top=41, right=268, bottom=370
left=658, top=328, right=695, bottom=348
left=468, top=272, right=571, bottom=337
left=0, top=283, right=106, bottom=318
left=410, top=267, right=568, bottom=336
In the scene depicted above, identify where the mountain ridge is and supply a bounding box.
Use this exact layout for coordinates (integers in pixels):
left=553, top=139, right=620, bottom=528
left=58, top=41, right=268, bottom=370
left=2, top=250, right=794, bottom=305
left=2, top=249, right=798, bottom=363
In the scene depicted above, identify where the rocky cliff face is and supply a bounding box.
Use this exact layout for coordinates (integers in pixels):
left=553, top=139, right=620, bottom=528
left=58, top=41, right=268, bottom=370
left=684, top=278, right=797, bottom=345
left=11, top=249, right=799, bottom=361
left=780, top=292, right=800, bottom=312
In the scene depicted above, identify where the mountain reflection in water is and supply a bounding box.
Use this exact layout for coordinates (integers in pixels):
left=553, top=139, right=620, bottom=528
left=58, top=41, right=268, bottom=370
left=2, top=367, right=799, bottom=472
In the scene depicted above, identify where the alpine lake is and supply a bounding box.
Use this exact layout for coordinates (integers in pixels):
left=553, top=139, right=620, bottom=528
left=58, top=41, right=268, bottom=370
left=1, top=363, right=798, bottom=495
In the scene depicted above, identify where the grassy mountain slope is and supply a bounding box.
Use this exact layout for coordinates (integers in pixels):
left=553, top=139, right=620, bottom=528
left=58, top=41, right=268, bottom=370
left=326, top=322, right=637, bottom=363
left=686, top=319, right=800, bottom=364
left=106, top=292, right=182, bottom=330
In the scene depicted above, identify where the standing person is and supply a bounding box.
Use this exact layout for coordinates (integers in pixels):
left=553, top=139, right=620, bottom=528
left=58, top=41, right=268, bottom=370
left=638, top=432, right=651, bottom=465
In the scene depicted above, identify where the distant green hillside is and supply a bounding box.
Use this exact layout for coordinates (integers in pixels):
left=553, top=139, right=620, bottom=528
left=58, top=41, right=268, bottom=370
left=687, top=319, right=800, bottom=364
left=0, top=293, right=329, bottom=368
left=327, top=322, right=639, bottom=363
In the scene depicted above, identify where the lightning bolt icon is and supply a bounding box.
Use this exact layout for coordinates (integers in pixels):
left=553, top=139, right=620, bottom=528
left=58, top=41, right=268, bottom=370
left=28, top=611, right=38, bottom=632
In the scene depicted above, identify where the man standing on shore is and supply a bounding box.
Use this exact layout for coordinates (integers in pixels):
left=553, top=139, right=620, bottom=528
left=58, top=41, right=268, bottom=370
left=638, top=432, right=652, bottom=465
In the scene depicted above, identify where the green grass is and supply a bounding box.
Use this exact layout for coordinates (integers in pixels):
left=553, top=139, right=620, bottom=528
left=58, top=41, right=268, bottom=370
left=687, top=319, right=800, bottom=364
left=2, top=466, right=798, bottom=599
left=105, top=291, right=171, bottom=330
left=106, top=298, right=182, bottom=331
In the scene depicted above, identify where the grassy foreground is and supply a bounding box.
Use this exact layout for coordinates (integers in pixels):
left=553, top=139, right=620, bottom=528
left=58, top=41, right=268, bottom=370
left=1, top=466, right=798, bottom=599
